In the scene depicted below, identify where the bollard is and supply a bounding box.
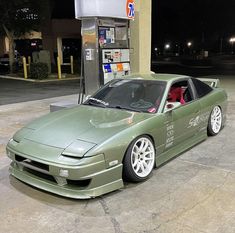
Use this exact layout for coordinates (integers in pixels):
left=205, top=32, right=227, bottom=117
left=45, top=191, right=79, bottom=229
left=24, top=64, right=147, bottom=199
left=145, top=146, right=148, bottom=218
left=70, top=55, right=74, bottom=74
left=28, top=56, right=31, bottom=72
left=57, top=56, right=62, bottom=79
left=23, top=57, right=28, bottom=79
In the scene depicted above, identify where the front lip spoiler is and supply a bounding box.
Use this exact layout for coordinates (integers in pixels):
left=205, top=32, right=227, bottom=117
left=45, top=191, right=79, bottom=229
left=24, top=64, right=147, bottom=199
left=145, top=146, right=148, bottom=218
left=9, top=163, right=124, bottom=199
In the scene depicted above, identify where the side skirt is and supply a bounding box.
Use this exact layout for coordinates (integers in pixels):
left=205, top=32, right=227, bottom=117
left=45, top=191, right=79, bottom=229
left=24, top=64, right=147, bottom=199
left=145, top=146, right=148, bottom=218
left=156, top=132, right=207, bottom=167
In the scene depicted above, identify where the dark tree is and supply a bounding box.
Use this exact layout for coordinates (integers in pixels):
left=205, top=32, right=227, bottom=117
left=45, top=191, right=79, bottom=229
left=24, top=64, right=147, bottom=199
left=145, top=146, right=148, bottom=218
left=0, top=0, right=48, bottom=72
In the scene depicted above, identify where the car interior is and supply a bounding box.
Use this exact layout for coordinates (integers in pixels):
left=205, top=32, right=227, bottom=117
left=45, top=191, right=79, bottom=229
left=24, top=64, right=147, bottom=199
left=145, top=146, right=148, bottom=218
left=167, top=80, right=193, bottom=105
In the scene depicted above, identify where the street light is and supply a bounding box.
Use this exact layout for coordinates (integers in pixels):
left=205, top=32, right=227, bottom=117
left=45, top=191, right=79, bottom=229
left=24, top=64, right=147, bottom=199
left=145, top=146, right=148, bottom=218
left=186, top=41, right=193, bottom=55
left=187, top=41, right=192, bottom=48
left=229, top=37, right=235, bottom=54
left=165, top=43, right=170, bottom=50
left=154, top=47, right=159, bottom=56
left=229, top=37, right=235, bottom=43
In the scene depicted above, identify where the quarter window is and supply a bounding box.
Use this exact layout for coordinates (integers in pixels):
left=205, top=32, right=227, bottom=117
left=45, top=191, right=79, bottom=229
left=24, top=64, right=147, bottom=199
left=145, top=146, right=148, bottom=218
left=192, top=78, right=213, bottom=98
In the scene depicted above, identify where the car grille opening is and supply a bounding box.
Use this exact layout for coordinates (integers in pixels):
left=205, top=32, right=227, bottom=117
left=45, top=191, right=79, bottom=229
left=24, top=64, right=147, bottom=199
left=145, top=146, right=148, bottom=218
left=24, top=167, right=56, bottom=183
left=15, top=154, right=49, bottom=171
left=67, top=179, right=91, bottom=187
left=14, top=155, right=91, bottom=189
left=15, top=154, right=25, bottom=162
left=24, top=167, right=91, bottom=188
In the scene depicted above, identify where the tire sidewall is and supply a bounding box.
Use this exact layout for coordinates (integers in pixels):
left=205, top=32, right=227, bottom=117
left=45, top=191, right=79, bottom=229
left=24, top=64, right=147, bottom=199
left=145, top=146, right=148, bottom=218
left=123, top=135, right=155, bottom=182
left=208, top=106, right=222, bottom=136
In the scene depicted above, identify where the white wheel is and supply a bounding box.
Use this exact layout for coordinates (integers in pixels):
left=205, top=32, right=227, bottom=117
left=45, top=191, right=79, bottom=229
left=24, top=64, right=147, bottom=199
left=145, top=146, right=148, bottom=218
left=123, top=136, right=155, bottom=182
left=208, top=106, right=222, bottom=136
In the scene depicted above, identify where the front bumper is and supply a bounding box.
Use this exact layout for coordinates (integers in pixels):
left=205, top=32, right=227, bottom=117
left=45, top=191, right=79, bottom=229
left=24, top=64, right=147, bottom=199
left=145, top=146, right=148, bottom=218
left=7, top=146, right=123, bottom=199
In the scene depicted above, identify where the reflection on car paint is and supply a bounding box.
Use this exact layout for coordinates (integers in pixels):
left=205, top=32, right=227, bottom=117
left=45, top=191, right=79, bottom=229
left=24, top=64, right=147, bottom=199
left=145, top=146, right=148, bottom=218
left=89, top=112, right=135, bottom=128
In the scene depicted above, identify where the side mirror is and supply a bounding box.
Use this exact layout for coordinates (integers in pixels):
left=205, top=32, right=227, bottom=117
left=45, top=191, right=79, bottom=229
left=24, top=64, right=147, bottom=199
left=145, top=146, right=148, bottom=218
left=164, top=102, right=181, bottom=113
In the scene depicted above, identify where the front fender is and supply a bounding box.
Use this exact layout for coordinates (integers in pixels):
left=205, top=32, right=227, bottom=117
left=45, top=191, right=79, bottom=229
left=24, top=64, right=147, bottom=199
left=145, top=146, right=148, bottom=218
left=86, top=115, right=166, bottom=168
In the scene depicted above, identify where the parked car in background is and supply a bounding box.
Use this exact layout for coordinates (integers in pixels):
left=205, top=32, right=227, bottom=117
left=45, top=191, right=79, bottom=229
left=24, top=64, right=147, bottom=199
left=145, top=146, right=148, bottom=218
left=0, top=52, right=21, bottom=70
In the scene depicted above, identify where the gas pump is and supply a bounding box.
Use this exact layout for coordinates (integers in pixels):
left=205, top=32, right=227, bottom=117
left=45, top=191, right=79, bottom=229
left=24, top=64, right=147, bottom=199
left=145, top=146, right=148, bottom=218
left=99, top=19, right=131, bottom=84
left=75, top=0, right=135, bottom=99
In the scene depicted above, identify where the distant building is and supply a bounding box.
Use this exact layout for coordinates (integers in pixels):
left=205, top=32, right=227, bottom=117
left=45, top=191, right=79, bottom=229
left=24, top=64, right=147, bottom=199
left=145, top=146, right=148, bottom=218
left=0, top=0, right=81, bottom=64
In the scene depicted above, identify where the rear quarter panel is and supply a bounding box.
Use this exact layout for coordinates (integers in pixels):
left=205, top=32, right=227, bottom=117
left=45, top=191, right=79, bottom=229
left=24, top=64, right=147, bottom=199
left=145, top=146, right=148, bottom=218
left=198, top=88, right=227, bottom=128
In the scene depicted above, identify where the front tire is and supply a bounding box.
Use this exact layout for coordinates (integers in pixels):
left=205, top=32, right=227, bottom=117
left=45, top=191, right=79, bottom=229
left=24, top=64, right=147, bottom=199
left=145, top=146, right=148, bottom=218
left=123, top=136, right=155, bottom=182
left=208, top=106, right=222, bottom=136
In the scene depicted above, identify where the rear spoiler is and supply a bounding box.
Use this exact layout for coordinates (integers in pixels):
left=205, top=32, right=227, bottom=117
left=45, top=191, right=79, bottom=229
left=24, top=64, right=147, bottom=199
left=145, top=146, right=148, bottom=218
left=197, top=78, right=220, bottom=88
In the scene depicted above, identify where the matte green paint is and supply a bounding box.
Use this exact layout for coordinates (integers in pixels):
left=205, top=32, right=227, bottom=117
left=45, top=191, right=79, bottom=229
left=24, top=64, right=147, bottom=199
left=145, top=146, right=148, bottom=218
left=6, top=73, right=227, bottom=199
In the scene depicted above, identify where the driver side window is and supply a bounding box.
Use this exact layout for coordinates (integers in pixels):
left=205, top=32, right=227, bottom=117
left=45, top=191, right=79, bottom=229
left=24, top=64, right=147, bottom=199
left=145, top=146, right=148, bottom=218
left=167, top=80, right=193, bottom=104
left=164, top=80, right=193, bottom=112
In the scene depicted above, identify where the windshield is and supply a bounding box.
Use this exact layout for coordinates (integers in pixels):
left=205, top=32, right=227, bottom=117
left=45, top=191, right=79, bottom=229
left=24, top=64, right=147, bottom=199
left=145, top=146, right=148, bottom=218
left=84, top=79, right=166, bottom=113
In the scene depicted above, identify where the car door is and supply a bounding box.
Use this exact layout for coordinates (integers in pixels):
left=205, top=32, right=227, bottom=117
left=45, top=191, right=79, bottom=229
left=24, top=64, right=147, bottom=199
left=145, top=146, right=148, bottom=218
left=163, top=79, right=201, bottom=150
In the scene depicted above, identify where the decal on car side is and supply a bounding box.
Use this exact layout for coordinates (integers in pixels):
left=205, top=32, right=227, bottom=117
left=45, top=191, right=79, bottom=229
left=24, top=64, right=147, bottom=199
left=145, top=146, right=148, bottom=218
left=188, top=111, right=210, bottom=128
left=165, top=123, right=175, bottom=148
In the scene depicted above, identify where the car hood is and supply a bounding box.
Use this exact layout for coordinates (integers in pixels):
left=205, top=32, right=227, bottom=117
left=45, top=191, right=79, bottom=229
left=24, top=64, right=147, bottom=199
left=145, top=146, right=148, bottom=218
left=15, top=105, right=151, bottom=149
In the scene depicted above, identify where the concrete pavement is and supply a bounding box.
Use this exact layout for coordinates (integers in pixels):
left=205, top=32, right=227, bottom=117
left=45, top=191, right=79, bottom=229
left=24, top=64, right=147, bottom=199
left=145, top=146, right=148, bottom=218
left=0, top=77, right=80, bottom=105
left=0, top=77, right=235, bottom=233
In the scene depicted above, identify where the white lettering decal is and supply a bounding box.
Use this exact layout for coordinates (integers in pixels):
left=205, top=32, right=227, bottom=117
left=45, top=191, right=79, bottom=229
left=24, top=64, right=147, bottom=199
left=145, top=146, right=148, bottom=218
left=165, top=123, right=175, bottom=148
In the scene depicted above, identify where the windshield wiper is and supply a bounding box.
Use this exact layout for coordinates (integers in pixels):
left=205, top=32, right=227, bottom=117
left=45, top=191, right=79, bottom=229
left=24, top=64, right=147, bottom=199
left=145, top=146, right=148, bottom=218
left=110, top=105, right=142, bottom=113
left=84, top=98, right=108, bottom=108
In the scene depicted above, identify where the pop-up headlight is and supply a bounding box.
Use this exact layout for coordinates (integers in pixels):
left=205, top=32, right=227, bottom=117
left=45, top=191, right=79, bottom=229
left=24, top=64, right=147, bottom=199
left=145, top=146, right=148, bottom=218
left=62, top=140, right=96, bottom=158
left=13, top=127, right=35, bottom=143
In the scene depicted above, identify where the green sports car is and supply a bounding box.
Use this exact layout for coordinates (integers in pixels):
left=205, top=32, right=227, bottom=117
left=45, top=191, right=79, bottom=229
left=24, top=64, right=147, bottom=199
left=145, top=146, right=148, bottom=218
left=6, top=74, right=227, bottom=199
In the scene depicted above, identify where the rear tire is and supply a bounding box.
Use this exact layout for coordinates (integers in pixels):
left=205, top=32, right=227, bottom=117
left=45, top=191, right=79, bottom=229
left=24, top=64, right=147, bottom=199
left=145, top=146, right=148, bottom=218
left=207, top=106, right=222, bottom=136
left=123, top=136, right=155, bottom=182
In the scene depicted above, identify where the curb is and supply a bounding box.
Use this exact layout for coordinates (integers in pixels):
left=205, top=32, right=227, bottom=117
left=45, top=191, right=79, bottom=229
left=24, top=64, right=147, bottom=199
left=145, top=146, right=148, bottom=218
left=0, top=75, right=80, bottom=83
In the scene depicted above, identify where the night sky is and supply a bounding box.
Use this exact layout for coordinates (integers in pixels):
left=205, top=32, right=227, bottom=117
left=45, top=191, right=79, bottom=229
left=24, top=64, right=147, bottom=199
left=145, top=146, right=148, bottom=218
left=52, top=0, right=235, bottom=52
left=52, top=0, right=75, bottom=19
left=152, top=0, right=235, bottom=52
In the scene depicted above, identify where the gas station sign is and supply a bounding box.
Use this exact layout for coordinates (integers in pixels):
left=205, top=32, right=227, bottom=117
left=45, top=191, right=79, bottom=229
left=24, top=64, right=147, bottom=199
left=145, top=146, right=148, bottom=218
left=126, top=0, right=135, bottom=19
left=75, top=0, right=135, bottom=19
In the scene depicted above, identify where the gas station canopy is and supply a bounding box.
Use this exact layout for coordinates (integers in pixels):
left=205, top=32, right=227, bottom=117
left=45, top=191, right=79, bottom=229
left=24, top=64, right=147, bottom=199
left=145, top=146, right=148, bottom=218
left=75, top=0, right=135, bottom=19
